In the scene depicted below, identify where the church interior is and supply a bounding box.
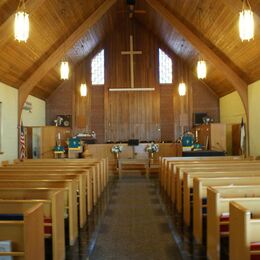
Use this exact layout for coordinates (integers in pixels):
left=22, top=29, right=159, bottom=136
left=0, top=0, right=260, bottom=259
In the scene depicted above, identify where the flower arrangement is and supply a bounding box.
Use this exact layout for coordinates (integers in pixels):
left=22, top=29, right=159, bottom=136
left=145, top=142, right=159, bottom=153
left=111, top=145, right=123, bottom=154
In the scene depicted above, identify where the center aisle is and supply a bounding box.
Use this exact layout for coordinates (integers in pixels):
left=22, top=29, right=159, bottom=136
left=89, top=174, right=182, bottom=260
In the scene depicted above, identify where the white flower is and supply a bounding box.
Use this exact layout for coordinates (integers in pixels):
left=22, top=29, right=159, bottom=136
left=145, top=142, right=159, bottom=153
left=111, top=145, right=123, bottom=154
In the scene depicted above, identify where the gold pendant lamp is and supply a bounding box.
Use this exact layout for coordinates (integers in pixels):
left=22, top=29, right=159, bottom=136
left=239, top=0, right=254, bottom=41
left=196, top=7, right=207, bottom=80
left=60, top=60, right=70, bottom=80
left=178, top=42, right=187, bottom=96
left=80, top=83, right=87, bottom=97
left=14, top=0, right=29, bottom=42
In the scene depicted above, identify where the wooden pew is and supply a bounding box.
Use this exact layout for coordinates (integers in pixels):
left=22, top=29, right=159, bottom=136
left=183, top=168, right=260, bottom=225
left=175, top=162, right=260, bottom=212
left=0, top=179, right=77, bottom=246
left=3, top=164, right=101, bottom=205
left=0, top=167, right=93, bottom=216
left=207, top=186, right=260, bottom=260
left=13, top=158, right=109, bottom=190
left=167, top=159, right=253, bottom=203
left=230, top=200, right=260, bottom=260
left=160, top=156, right=244, bottom=192
left=0, top=172, right=87, bottom=228
left=159, top=156, right=238, bottom=186
left=192, top=174, right=260, bottom=244
left=0, top=189, right=65, bottom=260
left=0, top=202, right=44, bottom=260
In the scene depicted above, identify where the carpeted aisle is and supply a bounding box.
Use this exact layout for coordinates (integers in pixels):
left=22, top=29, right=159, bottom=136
left=89, top=174, right=182, bottom=260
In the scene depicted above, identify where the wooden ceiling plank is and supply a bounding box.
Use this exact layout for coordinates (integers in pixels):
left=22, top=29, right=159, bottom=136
left=18, top=0, right=117, bottom=118
left=0, top=0, right=46, bottom=50
left=146, top=0, right=248, bottom=114
left=221, top=0, right=260, bottom=21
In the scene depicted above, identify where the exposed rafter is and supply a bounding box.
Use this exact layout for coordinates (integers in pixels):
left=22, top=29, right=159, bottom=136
left=18, top=0, right=117, bottom=119
left=0, top=0, right=46, bottom=50
left=146, top=0, right=249, bottom=115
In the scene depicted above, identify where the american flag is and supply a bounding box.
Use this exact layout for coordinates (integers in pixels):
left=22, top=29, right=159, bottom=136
left=20, top=122, right=26, bottom=160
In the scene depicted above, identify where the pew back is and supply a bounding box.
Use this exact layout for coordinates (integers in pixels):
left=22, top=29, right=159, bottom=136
left=207, top=186, right=260, bottom=260
left=230, top=200, right=260, bottom=260
left=0, top=202, right=44, bottom=260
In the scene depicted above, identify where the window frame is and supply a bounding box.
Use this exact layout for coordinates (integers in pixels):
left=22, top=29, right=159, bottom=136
left=158, top=48, right=173, bottom=85
left=91, top=49, right=105, bottom=86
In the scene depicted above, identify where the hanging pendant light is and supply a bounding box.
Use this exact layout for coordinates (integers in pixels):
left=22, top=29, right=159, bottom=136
left=239, top=0, right=254, bottom=41
left=80, top=83, right=87, bottom=97
left=178, top=82, right=186, bottom=96
left=196, top=7, right=207, bottom=80
left=197, top=59, right=207, bottom=79
left=178, top=42, right=187, bottom=97
left=60, top=61, right=69, bottom=80
left=14, top=0, right=29, bottom=42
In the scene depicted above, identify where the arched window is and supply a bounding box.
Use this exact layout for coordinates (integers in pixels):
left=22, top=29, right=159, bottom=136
left=159, top=48, right=173, bottom=84
left=91, top=49, right=105, bottom=85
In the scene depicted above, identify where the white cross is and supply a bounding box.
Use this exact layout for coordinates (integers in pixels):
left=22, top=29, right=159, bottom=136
left=121, top=35, right=142, bottom=89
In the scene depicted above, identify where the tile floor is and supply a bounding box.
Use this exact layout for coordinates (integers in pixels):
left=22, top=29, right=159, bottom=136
left=63, top=173, right=207, bottom=260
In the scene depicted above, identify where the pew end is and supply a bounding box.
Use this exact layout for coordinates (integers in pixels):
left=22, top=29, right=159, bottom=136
left=0, top=202, right=44, bottom=260
left=230, top=200, right=260, bottom=260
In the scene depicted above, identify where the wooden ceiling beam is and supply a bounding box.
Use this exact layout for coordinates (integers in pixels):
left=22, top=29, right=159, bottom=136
left=18, top=0, right=117, bottom=119
left=0, top=0, right=46, bottom=50
left=146, top=0, right=248, bottom=115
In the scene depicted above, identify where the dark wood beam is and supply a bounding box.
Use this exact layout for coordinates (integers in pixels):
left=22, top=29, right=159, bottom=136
left=0, top=0, right=46, bottom=49
left=146, top=0, right=248, bottom=115
left=18, top=0, right=117, bottom=119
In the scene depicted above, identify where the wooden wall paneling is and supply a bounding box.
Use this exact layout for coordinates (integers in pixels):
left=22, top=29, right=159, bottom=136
left=144, top=0, right=249, bottom=113
left=160, top=85, right=174, bottom=141
left=46, top=80, right=73, bottom=125
left=192, top=74, right=220, bottom=122
left=91, top=86, right=105, bottom=143
left=25, top=127, right=33, bottom=159
left=104, top=20, right=161, bottom=142
left=18, top=0, right=117, bottom=119
left=66, top=18, right=219, bottom=143
left=73, top=59, right=92, bottom=131
left=0, top=0, right=46, bottom=50
left=232, top=123, right=241, bottom=156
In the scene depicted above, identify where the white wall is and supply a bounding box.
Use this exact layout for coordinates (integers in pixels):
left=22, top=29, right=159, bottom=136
left=0, top=82, right=18, bottom=162
left=249, top=80, right=260, bottom=156
left=0, top=83, right=46, bottom=163
left=22, top=95, right=46, bottom=126
left=219, top=91, right=246, bottom=155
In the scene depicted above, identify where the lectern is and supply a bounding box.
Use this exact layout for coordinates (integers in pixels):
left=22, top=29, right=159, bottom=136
left=128, top=139, right=139, bottom=159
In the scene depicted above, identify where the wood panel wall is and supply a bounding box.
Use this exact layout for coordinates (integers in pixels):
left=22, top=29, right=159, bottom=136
left=46, top=19, right=219, bottom=143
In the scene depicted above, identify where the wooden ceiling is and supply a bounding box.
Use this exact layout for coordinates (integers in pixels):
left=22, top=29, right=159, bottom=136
left=0, top=0, right=259, bottom=103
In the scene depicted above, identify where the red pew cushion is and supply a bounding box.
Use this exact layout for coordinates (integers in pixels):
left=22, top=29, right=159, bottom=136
left=251, top=242, right=260, bottom=260
left=220, top=213, right=229, bottom=233
left=44, top=218, right=52, bottom=235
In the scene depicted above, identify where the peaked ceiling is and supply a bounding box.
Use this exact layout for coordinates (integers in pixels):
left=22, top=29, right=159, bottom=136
left=0, top=0, right=259, bottom=106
